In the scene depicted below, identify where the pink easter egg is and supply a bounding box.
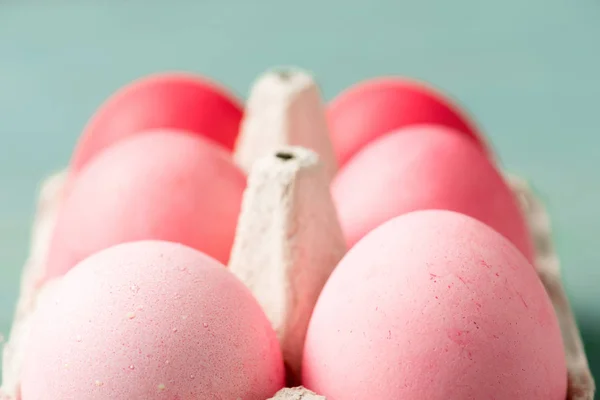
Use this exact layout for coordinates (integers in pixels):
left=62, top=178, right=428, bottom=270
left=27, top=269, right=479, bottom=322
left=70, top=72, right=243, bottom=176
left=22, top=240, right=285, bottom=399
left=303, top=210, right=567, bottom=400
left=332, top=124, right=533, bottom=261
left=45, top=130, right=246, bottom=281
left=327, top=77, right=489, bottom=166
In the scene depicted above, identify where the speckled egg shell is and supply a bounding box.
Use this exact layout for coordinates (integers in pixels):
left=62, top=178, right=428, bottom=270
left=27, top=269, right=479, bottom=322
left=332, top=125, right=534, bottom=262
left=45, top=130, right=246, bottom=281
left=302, top=210, right=566, bottom=400
left=22, top=240, right=285, bottom=400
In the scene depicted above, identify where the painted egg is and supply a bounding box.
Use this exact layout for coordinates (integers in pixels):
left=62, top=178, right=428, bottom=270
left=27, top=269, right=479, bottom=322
left=332, top=124, right=533, bottom=262
left=45, top=130, right=246, bottom=281
left=327, top=77, right=488, bottom=166
left=22, top=240, right=285, bottom=399
left=70, top=72, right=243, bottom=175
left=302, top=210, right=567, bottom=400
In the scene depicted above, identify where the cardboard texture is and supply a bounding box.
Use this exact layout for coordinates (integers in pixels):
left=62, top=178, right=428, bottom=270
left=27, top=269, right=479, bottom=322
left=228, top=146, right=346, bottom=383
left=268, top=386, right=326, bottom=400
left=234, top=68, right=338, bottom=183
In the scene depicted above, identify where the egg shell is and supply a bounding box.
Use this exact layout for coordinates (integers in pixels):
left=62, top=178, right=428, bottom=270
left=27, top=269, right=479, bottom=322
left=70, top=72, right=243, bottom=175
left=302, top=210, right=567, bottom=400
left=45, top=130, right=246, bottom=281
left=332, top=125, right=534, bottom=262
left=21, top=240, right=285, bottom=400
left=327, top=77, right=487, bottom=166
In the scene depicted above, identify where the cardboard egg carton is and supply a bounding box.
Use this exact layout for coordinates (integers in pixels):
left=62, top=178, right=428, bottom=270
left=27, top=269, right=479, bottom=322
left=1, top=68, right=595, bottom=400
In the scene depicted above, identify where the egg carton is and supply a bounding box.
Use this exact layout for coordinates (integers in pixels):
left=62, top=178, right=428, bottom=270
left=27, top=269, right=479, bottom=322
left=1, top=68, right=595, bottom=400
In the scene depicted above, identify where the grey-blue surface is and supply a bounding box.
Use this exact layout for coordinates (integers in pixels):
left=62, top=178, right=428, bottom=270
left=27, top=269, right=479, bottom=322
left=0, top=0, right=598, bottom=394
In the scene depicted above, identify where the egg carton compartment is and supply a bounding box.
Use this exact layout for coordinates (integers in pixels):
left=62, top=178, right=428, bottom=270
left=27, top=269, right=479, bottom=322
left=1, top=68, right=596, bottom=400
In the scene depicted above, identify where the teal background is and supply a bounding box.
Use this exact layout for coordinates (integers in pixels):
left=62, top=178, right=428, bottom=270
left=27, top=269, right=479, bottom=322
left=0, top=0, right=598, bottom=393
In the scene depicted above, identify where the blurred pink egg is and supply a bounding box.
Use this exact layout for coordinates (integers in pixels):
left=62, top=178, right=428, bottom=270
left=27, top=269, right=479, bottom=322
left=303, top=210, right=567, bottom=400
left=332, top=124, right=533, bottom=261
left=69, top=73, right=243, bottom=176
left=45, top=130, right=246, bottom=281
left=22, top=240, right=285, bottom=400
left=327, top=77, right=489, bottom=166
